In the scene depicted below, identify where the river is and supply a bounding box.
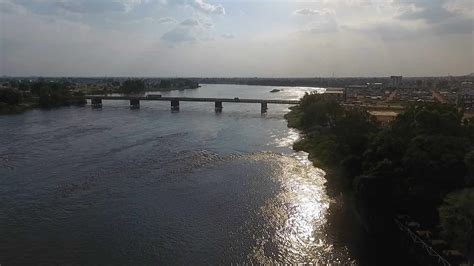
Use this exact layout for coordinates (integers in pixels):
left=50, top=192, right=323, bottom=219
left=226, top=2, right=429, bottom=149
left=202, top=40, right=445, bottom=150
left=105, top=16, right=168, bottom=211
left=0, top=84, right=364, bottom=264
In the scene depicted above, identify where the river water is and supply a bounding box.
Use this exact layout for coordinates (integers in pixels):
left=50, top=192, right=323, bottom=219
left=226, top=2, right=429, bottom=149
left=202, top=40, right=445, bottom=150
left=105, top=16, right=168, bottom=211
left=0, top=84, right=361, bottom=264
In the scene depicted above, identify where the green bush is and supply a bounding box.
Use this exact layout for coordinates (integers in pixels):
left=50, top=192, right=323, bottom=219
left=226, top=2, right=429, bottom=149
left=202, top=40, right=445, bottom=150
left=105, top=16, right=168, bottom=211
left=439, top=188, right=474, bottom=253
left=0, top=88, right=23, bottom=105
left=120, top=79, right=145, bottom=94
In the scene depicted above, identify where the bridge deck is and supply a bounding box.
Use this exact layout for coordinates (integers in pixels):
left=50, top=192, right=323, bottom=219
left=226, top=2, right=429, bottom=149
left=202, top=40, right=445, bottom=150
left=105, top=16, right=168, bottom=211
left=85, top=96, right=300, bottom=105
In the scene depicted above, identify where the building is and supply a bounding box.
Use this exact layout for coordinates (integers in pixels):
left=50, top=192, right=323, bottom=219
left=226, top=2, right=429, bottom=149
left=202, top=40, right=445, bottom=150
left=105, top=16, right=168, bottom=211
left=390, top=76, right=403, bottom=87
left=367, top=82, right=384, bottom=89
left=461, top=81, right=473, bottom=90
left=323, top=89, right=346, bottom=102
left=458, top=86, right=474, bottom=110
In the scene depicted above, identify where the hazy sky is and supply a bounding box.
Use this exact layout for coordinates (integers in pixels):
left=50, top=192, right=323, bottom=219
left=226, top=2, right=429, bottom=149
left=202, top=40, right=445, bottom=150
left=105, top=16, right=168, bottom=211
left=0, top=0, right=473, bottom=77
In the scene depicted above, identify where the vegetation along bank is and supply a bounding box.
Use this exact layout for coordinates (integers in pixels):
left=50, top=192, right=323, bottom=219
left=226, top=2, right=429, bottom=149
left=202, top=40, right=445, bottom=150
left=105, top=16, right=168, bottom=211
left=285, top=92, right=474, bottom=261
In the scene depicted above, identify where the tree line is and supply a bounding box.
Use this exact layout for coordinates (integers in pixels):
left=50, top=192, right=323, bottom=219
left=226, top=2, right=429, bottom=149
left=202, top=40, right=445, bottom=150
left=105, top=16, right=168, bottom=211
left=0, top=80, right=86, bottom=113
left=285, top=92, right=474, bottom=255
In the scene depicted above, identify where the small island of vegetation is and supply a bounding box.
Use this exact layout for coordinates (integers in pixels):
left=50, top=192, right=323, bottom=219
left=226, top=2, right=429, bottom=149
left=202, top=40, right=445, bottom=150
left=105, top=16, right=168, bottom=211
left=285, top=92, right=474, bottom=261
left=0, top=80, right=86, bottom=114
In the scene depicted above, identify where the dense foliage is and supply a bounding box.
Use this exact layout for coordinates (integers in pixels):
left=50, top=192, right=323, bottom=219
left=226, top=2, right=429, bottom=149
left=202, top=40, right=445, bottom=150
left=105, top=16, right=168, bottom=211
left=159, top=79, right=172, bottom=88
left=286, top=92, right=474, bottom=253
left=31, top=81, right=86, bottom=108
left=120, top=79, right=146, bottom=94
left=439, top=188, right=474, bottom=254
left=0, top=88, right=23, bottom=105
left=287, top=94, right=379, bottom=192
left=159, top=79, right=199, bottom=89
left=0, top=80, right=86, bottom=113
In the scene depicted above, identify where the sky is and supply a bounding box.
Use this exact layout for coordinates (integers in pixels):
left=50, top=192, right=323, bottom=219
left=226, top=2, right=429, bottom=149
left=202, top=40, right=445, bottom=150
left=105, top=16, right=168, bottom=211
left=0, top=0, right=473, bottom=77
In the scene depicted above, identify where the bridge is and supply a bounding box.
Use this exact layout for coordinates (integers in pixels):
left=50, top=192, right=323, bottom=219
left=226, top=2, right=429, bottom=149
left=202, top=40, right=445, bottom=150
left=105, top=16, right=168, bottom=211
left=85, top=96, right=301, bottom=113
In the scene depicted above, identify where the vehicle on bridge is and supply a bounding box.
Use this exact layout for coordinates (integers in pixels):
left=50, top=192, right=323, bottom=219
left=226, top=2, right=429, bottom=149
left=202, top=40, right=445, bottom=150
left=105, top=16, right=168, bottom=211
left=147, top=94, right=162, bottom=98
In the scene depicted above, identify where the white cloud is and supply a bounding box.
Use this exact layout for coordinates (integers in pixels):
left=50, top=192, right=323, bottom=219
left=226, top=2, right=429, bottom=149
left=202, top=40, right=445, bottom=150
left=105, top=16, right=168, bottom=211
left=49, top=0, right=148, bottom=14
left=161, top=27, right=197, bottom=43
left=391, top=0, right=474, bottom=34
left=120, top=0, right=146, bottom=13
left=180, top=18, right=200, bottom=26
left=294, top=8, right=319, bottom=16
left=160, top=0, right=225, bottom=15
left=157, top=17, right=177, bottom=24
left=189, top=0, right=225, bottom=15
left=294, top=8, right=335, bottom=16
left=161, top=18, right=214, bottom=44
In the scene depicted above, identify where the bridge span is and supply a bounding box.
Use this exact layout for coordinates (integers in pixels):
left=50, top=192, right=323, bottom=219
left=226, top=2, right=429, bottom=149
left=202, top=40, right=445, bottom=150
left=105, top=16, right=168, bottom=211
left=86, top=96, right=301, bottom=113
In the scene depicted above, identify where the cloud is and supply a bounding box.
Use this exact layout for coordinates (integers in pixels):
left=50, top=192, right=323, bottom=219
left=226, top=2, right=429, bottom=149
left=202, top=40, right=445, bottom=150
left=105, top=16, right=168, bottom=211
left=294, top=8, right=319, bottom=16
left=161, top=18, right=213, bottom=44
left=54, top=0, right=143, bottom=14
left=293, top=8, right=335, bottom=16
left=392, top=0, right=474, bottom=34
left=344, top=16, right=472, bottom=40
left=395, top=0, right=455, bottom=24
left=157, top=17, right=177, bottom=24
left=0, top=0, right=27, bottom=14
left=221, top=33, right=235, bottom=39
left=322, top=0, right=373, bottom=6
left=189, top=0, right=225, bottom=15
left=343, top=21, right=421, bottom=40
left=444, top=0, right=474, bottom=17
left=304, top=18, right=339, bottom=34
left=2, top=0, right=473, bottom=77
left=120, top=0, right=146, bottom=13
left=433, top=17, right=474, bottom=34
left=161, top=0, right=225, bottom=15
left=180, top=18, right=200, bottom=26
left=161, top=27, right=196, bottom=43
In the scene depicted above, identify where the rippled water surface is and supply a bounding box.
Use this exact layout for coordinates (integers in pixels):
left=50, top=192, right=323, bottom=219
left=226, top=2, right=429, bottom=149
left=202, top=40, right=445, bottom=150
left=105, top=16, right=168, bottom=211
left=0, top=84, right=356, bottom=264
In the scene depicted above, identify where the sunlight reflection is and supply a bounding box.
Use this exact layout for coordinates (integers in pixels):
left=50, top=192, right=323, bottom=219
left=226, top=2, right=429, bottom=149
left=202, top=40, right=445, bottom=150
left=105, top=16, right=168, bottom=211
left=278, top=87, right=326, bottom=100
left=273, top=128, right=300, bottom=148
left=250, top=150, right=334, bottom=263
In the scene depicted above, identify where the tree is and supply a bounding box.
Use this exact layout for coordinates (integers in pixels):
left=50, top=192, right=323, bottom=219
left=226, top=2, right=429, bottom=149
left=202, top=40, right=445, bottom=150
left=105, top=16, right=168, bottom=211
left=120, top=79, right=145, bottom=94
left=333, top=107, right=378, bottom=154
left=299, top=93, right=343, bottom=129
left=464, top=150, right=474, bottom=185
left=439, top=188, right=474, bottom=254
left=159, top=79, right=172, bottom=88
left=31, top=81, right=85, bottom=107
left=0, top=88, right=22, bottom=105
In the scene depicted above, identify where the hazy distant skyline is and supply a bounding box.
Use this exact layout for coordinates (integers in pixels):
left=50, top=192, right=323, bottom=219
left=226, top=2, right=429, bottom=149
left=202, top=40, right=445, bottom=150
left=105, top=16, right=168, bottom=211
left=0, top=0, right=473, bottom=77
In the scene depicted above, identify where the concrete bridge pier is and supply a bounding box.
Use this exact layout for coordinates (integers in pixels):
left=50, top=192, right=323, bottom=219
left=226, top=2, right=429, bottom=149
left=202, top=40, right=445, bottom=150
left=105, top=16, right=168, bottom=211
left=261, top=102, right=268, bottom=113
left=130, top=99, right=140, bottom=109
left=215, top=101, right=223, bottom=113
left=171, top=100, right=180, bottom=111
left=91, top=98, right=102, bottom=108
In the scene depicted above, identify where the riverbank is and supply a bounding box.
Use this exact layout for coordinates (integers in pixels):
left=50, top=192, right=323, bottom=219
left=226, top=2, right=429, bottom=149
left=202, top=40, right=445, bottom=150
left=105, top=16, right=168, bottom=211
left=0, top=84, right=87, bottom=115
left=284, top=93, right=473, bottom=264
left=0, top=103, right=34, bottom=115
left=80, top=84, right=200, bottom=95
